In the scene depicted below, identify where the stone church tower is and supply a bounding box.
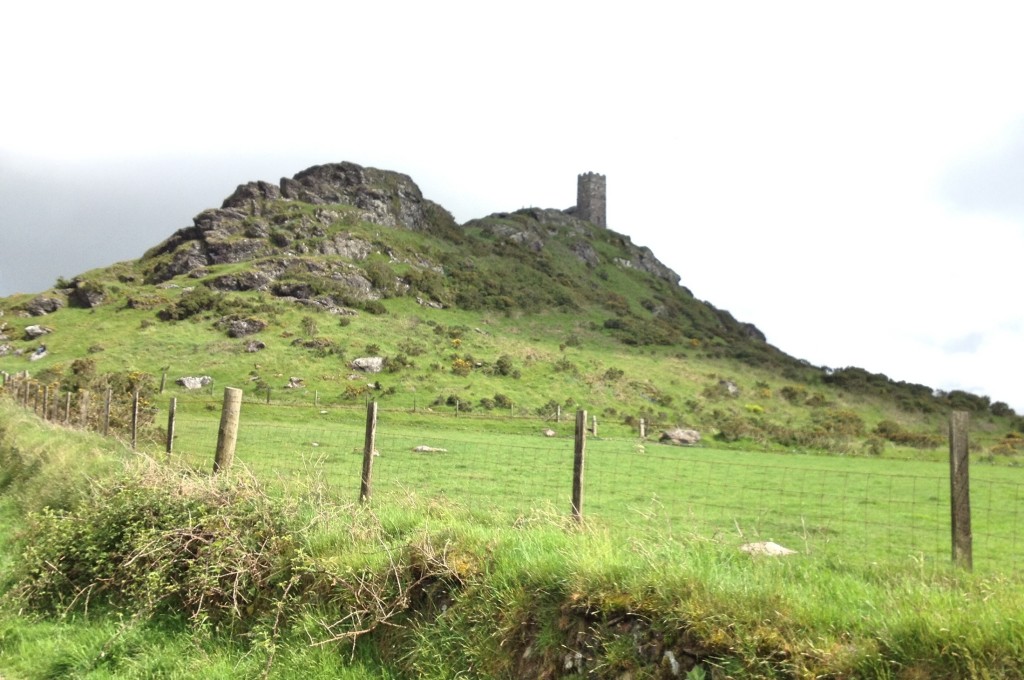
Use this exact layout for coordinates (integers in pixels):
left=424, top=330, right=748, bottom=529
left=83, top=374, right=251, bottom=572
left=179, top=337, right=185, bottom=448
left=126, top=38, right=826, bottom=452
left=576, top=172, right=606, bottom=228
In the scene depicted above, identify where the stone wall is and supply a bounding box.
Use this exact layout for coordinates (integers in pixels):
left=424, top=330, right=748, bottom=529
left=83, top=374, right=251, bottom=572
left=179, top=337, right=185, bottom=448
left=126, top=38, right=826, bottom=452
left=576, top=172, right=606, bottom=228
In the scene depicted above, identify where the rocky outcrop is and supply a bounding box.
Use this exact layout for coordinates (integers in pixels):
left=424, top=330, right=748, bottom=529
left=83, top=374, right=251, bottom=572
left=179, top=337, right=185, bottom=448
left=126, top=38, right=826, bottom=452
left=68, top=281, right=106, bottom=308
left=217, top=316, right=268, bottom=338
left=279, top=162, right=454, bottom=232
left=206, top=270, right=276, bottom=292
left=221, top=180, right=282, bottom=208
left=142, top=161, right=455, bottom=284
left=23, top=296, right=63, bottom=316
left=612, top=244, right=680, bottom=286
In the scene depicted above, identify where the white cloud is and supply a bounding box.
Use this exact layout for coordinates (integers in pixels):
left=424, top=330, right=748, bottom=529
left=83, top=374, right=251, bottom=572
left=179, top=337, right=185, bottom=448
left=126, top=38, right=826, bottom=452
left=2, top=0, right=1023, bottom=411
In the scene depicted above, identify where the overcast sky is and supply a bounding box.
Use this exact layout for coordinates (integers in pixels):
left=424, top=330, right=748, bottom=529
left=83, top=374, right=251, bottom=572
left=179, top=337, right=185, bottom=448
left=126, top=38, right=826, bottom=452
left=2, top=1, right=1023, bottom=411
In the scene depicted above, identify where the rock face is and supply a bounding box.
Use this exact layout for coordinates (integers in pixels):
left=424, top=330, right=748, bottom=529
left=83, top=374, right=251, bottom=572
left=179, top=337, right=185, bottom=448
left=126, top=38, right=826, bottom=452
left=23, top=296, right=63, bottom=316
left=143, top=161, right=456, bottom=284
left=659, top=428, right=701, bottom=446
left=68, top=281, right=106, bottom=308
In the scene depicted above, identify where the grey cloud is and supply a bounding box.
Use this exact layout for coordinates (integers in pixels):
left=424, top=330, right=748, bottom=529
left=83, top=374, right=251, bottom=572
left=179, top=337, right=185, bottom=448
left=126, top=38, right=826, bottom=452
left=0, top=154, right=322, bottom=296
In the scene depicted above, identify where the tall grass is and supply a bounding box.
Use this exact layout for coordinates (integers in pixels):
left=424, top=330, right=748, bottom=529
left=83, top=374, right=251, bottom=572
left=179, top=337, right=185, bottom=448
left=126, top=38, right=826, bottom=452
left=2, top=400, right=1024, bottom=678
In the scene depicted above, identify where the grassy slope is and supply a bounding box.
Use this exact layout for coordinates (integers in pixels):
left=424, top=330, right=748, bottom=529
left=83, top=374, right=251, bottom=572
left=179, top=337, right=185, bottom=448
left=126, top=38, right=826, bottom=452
left=1, top=401, right=1023, bottom=679
left=1, top=280, right=1018, bottom=456
left=1, top=181, right=1023, bottom=676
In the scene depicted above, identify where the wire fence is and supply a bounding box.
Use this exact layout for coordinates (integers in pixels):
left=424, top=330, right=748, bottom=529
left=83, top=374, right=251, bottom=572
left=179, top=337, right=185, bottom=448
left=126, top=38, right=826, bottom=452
left=167, top=398, right=1023, bottom=575
left=3, top=377, right=1021, bottom=575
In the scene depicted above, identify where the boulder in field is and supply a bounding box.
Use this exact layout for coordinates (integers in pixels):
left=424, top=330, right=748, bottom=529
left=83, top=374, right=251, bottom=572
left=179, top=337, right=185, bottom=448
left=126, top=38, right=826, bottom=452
left=176, top=376, right=214, bottom=390
left=351, top=357, right=384, bottom=373
left=659, top=428, right=701, bottom=446
left=23, top=325, right=52, bottom=340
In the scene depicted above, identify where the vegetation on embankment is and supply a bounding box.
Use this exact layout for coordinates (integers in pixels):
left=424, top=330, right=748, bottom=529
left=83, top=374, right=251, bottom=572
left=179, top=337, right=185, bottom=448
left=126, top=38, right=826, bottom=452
left=2, top=401, right=1023, bottom=679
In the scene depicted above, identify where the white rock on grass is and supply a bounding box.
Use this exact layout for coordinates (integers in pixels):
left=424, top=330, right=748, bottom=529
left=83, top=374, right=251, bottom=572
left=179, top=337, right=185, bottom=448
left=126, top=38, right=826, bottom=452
left=739, top=541, right=797, bottom=556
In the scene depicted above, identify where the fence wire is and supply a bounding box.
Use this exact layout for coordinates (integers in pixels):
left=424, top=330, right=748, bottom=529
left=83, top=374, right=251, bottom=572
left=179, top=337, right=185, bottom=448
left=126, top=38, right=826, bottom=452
left=165, top=402, right=1023, bottom=575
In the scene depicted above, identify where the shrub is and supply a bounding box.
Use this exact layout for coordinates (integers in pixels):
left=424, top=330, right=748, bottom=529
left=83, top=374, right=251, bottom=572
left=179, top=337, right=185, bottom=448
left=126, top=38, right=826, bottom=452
left=779, top=385, right=808, bottom=403
left=10, top=466, right=297, bottom=629
left=451, top=358, right=473, bottom=376
left=384, top=354, right=413, bottom=373
left=991, top=401, right=1016, bottom=417
left=812, top=409, right=865, bottom=437
left=553, top=357, right=576, bottom=374
left=873, top=420, right=942, bottom=448
left=364, top=258, right=398, bottom=297
left=158, top=287, right=222, bottom=321
left=493, top=393, right=513, bottom=409
left=301, top=316, right=319, bottom=337
left=494, top=355, right=516, bottom=377
left=603, top=367, right=624, bottom=382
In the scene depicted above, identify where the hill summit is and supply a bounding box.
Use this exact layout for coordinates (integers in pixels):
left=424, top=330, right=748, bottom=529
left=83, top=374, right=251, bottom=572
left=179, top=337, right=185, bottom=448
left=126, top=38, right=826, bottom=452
left=136, top=161, right=772, bottom=357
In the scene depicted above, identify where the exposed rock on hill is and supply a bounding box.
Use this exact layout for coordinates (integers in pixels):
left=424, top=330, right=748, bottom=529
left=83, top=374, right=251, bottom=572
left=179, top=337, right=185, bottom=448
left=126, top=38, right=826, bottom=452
left=23, top=296, right=63, bottom=316
left=142, top=162, right=457, bottom=284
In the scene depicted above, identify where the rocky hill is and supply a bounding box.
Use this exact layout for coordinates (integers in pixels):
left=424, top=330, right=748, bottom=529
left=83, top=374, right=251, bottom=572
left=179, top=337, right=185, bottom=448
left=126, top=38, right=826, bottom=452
left=1, top=161, right=1019, bottom=452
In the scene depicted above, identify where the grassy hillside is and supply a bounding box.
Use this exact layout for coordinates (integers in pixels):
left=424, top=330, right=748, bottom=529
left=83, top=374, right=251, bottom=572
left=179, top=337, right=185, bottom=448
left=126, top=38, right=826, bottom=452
left=1, top=162, right=1021, bottom=460
left=1, top=162, right=1023, bottom=676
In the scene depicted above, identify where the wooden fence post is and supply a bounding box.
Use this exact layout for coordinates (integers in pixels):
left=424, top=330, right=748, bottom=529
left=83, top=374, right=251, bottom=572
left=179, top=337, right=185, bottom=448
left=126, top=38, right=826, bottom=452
left=160, top=371, right=167, bottom=394
left=131, top=391, right=140, bottom=449
left=103, top=388, right=112, bottom=436
left=949, top=410, right=972, bottom=570
left=42, top=385, right=50, bottom=421
left=213, top=387, right=243, bottom=473
left=166, top=397, right=177, bottom=458
left=64, top=392, right=72, bottom=424
left=592, top=415, right=598, bottom=437
left=639, top=418, right=646, bottom=439
left=572, top=410, right=587, bottom=524
left=80, top=389, right=91, bottom=429
left=360, top=401, right=378, bottom=503
left=556, top=405, right=561, bottom=423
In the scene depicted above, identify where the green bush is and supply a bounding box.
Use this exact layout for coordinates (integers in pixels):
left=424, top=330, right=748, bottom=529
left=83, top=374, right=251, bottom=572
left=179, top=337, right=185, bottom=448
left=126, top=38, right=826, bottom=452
left=158, top=287, right=221, bottom=321
left=873, top=420, right=942, bottom=449
left=11, top=466, right=297, bottom=629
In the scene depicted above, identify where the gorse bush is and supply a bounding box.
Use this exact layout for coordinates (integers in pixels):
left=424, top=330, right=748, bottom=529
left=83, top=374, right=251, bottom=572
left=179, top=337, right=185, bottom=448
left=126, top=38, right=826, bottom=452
left=11, top=464, right=298, bottom=629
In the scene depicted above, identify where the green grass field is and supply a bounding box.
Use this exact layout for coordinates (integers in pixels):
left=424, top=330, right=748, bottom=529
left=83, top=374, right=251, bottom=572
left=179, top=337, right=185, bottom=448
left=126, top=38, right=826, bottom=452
left=4, top=398, right=1024, bottom=678
left=164, top=399, right=1024, bottom=576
